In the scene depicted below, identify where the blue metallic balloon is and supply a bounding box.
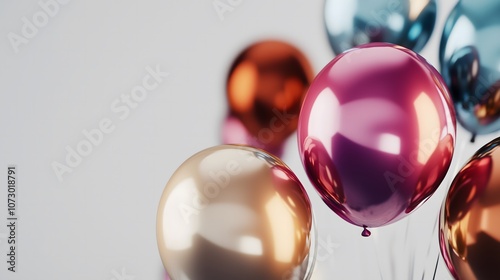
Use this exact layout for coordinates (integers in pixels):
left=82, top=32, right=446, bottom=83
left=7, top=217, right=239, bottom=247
left=324, top=0, right=436, bottom=54
left=440, top=0, right=500, bottom=137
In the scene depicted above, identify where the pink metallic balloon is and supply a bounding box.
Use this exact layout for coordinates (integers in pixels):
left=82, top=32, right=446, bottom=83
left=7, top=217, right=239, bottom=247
left=297, top=43, right=456, bottom=231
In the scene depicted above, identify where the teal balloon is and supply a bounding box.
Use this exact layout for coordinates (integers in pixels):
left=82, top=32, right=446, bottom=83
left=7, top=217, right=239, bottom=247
left=324, top=0, right=436, bottom=54
left=440, top=0, right=500, bottom=136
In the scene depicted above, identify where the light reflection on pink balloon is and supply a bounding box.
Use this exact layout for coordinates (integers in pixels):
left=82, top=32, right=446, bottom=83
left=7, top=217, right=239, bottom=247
left=298, top=43, right=456, bottom=233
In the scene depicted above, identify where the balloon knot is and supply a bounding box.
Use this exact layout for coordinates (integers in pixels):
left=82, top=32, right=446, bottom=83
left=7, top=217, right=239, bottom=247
left=361, top=226, right=371, bottom=237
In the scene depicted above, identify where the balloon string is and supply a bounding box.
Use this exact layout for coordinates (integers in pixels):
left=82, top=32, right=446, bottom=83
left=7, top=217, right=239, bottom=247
left=421, top=213, right=439, bottom=279
left=402, top=216, right=413, bottom=279
left=432, top=254, right=439, bottom=280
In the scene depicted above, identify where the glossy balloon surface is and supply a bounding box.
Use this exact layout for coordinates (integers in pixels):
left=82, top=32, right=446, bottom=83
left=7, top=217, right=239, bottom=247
left=440, top=137, right=500, bottom=280
left=226, top=41, right=313, bottom=149
left=440, top=0, right=500, bottom=135
left=298, top=43, right=456, bottom=228
left=157, top=145, right=315, bottom=280
left=325, top=0, right=436, bottom=54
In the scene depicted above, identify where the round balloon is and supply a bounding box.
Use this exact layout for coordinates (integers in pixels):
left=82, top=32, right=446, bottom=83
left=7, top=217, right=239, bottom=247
left=297, top=43, right=456, bottom=231
left=440, top=137, right=500, bottom=280
left=226, top=41, right=313, bottom=150
left=440, top=0, right=500, bottom=137
left=157, top=145, right=316, bottom=280
left=324, top=0, right=436, bottom=55
left=222, top=113, right=284, bottom=157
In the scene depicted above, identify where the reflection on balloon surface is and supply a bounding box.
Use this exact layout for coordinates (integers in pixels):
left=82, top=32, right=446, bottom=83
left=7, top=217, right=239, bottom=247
left=298, top=43, right=456, bottom=230
left=325, top=0, right=436, bottom=54
left=157, top=145, right=316, bottom=280
left=440, top=137, right=500, bottom=280
left=440, top=0, right=500, bottom=136
left=226, top=41, right=313, bottom=150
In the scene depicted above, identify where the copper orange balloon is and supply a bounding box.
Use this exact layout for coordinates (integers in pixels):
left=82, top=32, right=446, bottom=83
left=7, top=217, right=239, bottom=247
left=440, top=137, right=500, bottom=280
left=226, top=41, right=313, bottom=149
left=157, top=145, right=316, bottom=280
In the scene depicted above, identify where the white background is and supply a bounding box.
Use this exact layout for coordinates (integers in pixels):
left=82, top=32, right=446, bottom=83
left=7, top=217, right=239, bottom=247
left=0, top=0, right=497, bottom=279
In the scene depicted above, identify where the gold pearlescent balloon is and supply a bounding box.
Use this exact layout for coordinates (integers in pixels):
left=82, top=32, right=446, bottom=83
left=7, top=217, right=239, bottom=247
left=226, top=41, right=313, bottom=149
left=157, top=145, right=316, bottom=280
left=440, top=137, right=500, bottom=280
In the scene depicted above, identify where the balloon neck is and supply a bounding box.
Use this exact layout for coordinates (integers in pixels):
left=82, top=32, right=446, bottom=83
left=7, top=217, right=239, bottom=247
left=361, top=226, right=371, bottom=237
left=471, top=134, right=476, bottom=143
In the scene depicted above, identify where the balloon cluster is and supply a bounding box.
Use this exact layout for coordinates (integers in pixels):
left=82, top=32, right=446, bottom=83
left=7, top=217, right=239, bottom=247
left=157, top=1, right=500, bottom=279
left=437, top=2, right=500, bottom=279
